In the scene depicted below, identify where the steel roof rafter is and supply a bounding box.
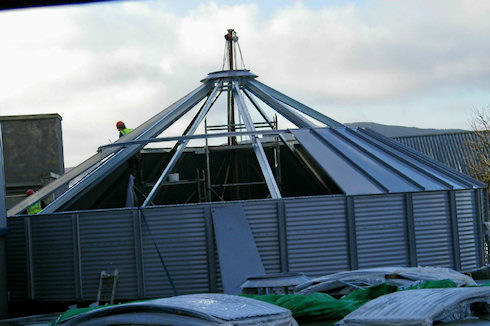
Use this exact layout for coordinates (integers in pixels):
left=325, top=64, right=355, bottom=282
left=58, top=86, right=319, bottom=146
left=7, top=83, right=214, bottom=216
left=232, top=81, right=281, bottom=199
left=243, top=89, right=292, bottom=149
left=243, top=80, right=316, bottom=129
left=247, top=79, right=344, bottom=128
left=37, top=83, right=213, bottom=214
left=142, top=81, right=222, bottom=207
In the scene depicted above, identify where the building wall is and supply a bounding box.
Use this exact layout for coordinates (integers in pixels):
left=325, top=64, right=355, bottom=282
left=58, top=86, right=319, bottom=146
left=0, top=114, right=64, bottom=209
left=6, top=189, right=487, bottom=303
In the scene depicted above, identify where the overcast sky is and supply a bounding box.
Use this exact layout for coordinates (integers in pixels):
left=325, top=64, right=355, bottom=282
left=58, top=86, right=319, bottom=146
left=1, top=0, right=489, bottom=167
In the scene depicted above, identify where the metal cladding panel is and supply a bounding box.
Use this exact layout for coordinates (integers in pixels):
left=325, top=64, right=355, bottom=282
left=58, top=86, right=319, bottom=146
left=79, top=210, right=138, bottom=301
left=455, top=190, right=479, bottom=270
left=412, top=191, right=453, bottom=268
left=242, top=200, right=281, bottom=274
left=354, top=194, right=409, bottom=268
left=291, top=129, right=383, bottom=195
left=358, top=128, right=484, bottom=190
left=141, top=205, right=208, bottom=297
left=6, top=217, right=28, bottom=300
left=212, top=204, right=265, bottom=294
left=30, top=215, right=76, bottom=300
left=394, top=132, right=487, bottom=176
left=338, top=128, right=445, bottom=191
left=285, top=196, right=349, bottom=277
left=316, top=128, right=421, bottom=192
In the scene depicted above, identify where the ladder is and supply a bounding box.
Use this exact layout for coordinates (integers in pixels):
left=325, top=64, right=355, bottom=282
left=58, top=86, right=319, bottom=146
left=96, top=269, right=119, bottom=305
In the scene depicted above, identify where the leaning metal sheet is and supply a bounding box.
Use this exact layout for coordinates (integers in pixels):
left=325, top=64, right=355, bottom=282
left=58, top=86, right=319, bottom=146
left=212, top=204, right=265, bottom=295
left=337, top=287, right=490, bottom=326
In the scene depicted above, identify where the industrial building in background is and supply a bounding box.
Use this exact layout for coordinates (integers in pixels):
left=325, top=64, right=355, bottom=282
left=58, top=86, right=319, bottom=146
left=3, top=30, right=489, bottom=317
left=0, top=114, right=64, bottom=210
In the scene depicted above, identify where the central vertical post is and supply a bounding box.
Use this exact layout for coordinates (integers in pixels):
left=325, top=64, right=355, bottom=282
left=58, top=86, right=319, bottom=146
left=225, top=29, right=237, bottom=146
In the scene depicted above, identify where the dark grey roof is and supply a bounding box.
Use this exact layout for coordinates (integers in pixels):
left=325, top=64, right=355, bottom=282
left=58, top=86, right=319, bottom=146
left=394, top=131, right=489, bottom=178
left=7, top=69, right=487, bottom=215
left=293, top=127, right=487, bottom=195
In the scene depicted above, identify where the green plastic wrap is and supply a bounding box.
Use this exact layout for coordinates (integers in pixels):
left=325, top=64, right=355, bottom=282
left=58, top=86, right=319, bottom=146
left=244, top=279, right=458, bottom=321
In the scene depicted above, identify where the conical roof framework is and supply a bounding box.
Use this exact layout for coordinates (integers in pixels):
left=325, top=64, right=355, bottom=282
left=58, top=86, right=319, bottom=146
left=8, top=40, right=486, bottom=216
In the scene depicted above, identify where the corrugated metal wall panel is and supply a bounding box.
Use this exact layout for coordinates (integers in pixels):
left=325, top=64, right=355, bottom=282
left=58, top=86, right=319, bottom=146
left=455, top=190, right=479, bottom=271
left=242, top=200, right=281, bottom=274
left=285, top=196, right=349, bottom=277
left=354, top=194, right=409, bottom=268
left=413, top=192, right=453, bottom=268
left=6, top=218, right=28, bottom=301
left=6, top=189, right=484, bottom=303
left=30, top=215, right=76, bottom=300
left=79, top=210, right=138, bottom=301
left=141, top=205, right=208, bottom=297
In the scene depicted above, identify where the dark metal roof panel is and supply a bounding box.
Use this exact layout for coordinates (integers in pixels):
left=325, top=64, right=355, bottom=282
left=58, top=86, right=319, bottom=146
left=366, top=129, right=486, bottom=188
left=212, top=204, right=265, bottom=295
left=339, top=128, right=446, bottom=191
left=394, top=132, right=489, bottom=178
left=292, top=129, right=384, bottom=195
left=291, top=127, right=485, bottom=196
left=317, top=128, right=422, bottom=192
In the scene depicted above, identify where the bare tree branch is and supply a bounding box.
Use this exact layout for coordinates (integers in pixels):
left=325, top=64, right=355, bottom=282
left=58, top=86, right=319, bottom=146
left=468, top=106, right=490, bottom=185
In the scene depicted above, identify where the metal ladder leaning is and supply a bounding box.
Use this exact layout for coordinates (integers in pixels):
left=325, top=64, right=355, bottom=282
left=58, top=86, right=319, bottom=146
left=96, top=269, right=119, bottom=305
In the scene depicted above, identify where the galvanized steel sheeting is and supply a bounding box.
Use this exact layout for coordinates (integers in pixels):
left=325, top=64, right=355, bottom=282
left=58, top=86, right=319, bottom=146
left=141, top=205, right=209, bottom=297
left=79, top=209, right=139, bottom=300
left=291, top=128, right=484, bottom=196
left=456, top=190, right=479, bottom=271
left=30, top=215, right=76, bottom=300
left=6, top=218, right=28, bottom=300
left=243, top=201, right=282, bottom=274
left=6, top=190, right=483, bottom=302
left=354, top=194, right=409, bottom=268
left=412, top=192, right=453, bottom=267
left=285, top=196, right=350, bottom=276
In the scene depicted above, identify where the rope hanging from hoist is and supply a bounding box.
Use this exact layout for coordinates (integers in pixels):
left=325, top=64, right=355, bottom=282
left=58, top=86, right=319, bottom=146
left=222, top=29, right=246, bottom=70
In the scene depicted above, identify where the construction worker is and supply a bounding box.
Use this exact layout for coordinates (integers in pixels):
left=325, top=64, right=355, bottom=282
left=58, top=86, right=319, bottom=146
left=25, top=189, right=46, bottom=215
left=116, top=121, right=132, bottom=138
left=115, top=121, right=142, bottom=204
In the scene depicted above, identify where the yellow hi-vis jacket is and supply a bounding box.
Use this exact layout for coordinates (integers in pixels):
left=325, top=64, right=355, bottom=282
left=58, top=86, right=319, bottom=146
left=119, top=128, right=133, bottom=138
left=27, top=201, right=42, bottom=215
